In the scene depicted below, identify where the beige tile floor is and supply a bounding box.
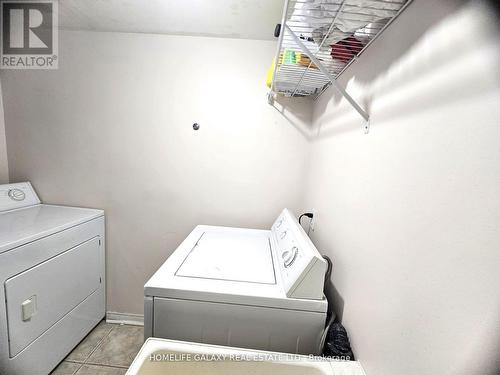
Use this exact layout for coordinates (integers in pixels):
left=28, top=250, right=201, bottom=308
left=51, top=321, right=144, bottom=375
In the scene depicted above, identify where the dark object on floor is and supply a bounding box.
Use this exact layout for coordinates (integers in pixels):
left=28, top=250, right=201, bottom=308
left=323, top=322, right=355, bottom=360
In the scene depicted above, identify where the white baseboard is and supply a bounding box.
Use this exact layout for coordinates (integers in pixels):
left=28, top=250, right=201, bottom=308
left=106, top=311, right=144, bottom=326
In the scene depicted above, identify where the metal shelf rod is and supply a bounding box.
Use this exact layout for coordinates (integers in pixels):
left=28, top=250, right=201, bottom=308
left=285, top=24, right=369, bottom=123
left=291, top=0, right=348, bottom=97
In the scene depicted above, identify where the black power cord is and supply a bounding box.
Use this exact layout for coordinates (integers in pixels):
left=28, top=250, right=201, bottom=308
left=320, top=255, right=355, bottom=359
left=322, top=255, right=332, bottom=289
left=298, top=212, right=314, bottom=225
left=319, top=255, right=334, bottom=352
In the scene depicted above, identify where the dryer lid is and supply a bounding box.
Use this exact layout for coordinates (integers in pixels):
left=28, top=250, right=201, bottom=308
left=0, top=204, right=104, bottom=254
left=176, top=230, right=276, bottom=284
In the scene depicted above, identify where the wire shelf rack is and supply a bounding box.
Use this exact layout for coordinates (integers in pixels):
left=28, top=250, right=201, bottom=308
left=269, top=0, right=412, bottom=101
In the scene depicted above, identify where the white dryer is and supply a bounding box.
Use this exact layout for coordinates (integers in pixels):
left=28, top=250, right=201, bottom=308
left=144, top=209, right=328, bottom=355
left=0, top=182, right=105, bottom=375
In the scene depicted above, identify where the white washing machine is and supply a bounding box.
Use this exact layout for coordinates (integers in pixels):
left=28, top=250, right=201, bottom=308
left=144, top=208, right=328, bottom=355
left=0, top=182, right=105, bottom=375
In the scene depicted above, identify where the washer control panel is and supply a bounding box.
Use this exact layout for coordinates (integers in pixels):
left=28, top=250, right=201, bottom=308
left=282, top=246, right=298, bottom=268
left=271, top=209, right=326, bottom=300
left=0, top=182, right=41, bottom=212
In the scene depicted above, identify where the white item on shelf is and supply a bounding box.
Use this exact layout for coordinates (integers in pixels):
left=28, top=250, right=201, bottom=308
left=292, top=0, right=403, bottom=46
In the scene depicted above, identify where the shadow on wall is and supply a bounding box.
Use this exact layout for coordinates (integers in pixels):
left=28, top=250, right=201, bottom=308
left=312, top=0, right=468, bottom=121
left=270, top=95, right=315, bottom=140
left=336, top=0, right=467, bottom=87
left=262, top=1, right=500, bottom=142
left=310, top=0, right=500, bottom=139
left=270, top=0, right=477, bottom=140
left=485, top=0, right=500, bottom=18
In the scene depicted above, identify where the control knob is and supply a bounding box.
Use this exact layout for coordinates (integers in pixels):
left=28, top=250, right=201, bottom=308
left=282, top=246, right=298, bottom=268
left=8, top=188, right=25, bottom=201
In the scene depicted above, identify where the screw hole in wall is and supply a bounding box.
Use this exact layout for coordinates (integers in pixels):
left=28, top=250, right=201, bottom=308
left=192, top=123, right=200, bottom=131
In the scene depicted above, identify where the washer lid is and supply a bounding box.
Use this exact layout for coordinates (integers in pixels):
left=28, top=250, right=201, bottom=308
left=145, top=225, right=327, bottom=312
left=176, top=230, right=276, bottom=284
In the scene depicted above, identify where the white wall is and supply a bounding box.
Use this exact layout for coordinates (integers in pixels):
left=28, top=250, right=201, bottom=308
left=304, top=1, right=500, bottom=375
left=0, top=80, right=8, bottom=184
left=1, top=2, right=499, bottom=374
left=0, top=30, right=312, bottom=315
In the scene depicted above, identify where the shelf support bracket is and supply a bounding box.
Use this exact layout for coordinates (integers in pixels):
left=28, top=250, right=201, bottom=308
left=285, top=25, right=370, bottom=132
left=268, top=0, right=291, bottom=104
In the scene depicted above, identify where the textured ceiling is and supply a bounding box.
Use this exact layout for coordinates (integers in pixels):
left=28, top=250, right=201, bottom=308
left=59, top=0, right=284, bottom=40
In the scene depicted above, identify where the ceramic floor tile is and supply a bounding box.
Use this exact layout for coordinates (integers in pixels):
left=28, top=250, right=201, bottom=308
left=87, top=325, right=144, bottom=368
left=66, top=321, right=114, bottom=363
left=50, top=361, right=82, bottom=375
left=75, top=364, right=127, bottom=375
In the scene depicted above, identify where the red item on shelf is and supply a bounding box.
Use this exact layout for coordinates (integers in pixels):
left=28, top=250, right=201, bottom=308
left=331, top=36, right=364, bottom=63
